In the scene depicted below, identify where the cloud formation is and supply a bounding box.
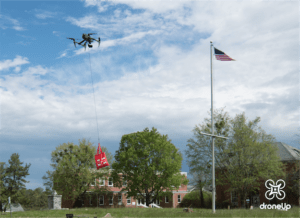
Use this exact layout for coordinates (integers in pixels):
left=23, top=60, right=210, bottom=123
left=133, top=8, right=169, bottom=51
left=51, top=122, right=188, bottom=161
left=0, top=56, right=29, bottom=71
left=35, top=9, right=57, bottom=19
left=0, top=15, right=25, bottom=31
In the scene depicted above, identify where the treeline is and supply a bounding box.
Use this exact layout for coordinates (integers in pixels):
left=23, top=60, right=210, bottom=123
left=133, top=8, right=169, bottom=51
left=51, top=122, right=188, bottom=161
left=0, top=153, right=50, bottom=211
left=17, top=187, right=50, bottom=211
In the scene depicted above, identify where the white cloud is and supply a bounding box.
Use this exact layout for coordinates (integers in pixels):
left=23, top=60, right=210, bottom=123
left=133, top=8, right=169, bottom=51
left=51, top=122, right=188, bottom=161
left=14, top=67, right=21, bottom=73
left=57, top=52, right=67, bottom=59
left=65, top=8, right=177, bottom=39
left=53, top=31, right=61, bottom=37
left=66, top=15, right=101, bottom=30
left=114, top=8, right=121, bottom=17
left=73, top=30, right=161, bottom=55
left=0, top=56, right=29, bottom=71
left=0, top=15, right=25, bottom=31
left=0, top=1, right=298, bottom=148
left=35, top=10, right=57, bottom=19
left=22, top=65, right=50, bottom=76
left=89, top=0, right=191, bottom=14
left=83, top=0, right=111, bottom=12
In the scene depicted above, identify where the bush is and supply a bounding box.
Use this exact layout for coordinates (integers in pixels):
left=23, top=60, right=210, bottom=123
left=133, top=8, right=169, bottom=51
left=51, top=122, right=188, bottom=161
left=180, top=191, right=212, bottom=208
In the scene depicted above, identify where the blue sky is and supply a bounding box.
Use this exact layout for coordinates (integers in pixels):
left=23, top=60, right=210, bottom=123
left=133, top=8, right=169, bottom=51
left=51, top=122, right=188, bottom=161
left=0, top=0, right=299, bottom=191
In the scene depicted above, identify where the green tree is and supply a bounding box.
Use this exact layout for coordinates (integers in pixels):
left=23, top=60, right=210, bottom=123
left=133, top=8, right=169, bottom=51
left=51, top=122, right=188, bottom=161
left=1, top=154, right=31, bottom=211
left=0, top=162, right=9, bottom=212
left=185, top=107, right=231, bottom=206
left=111, top=127, right=189, bottom=207
left=188, top=171, right=210, bottom=208
left=17, top=187, right=48, bottom=211
left=220, top=112, right=285, bottom=207
left=288, top=127, right=300, bottom=206
left=186, top=108, right=286, bottom=208
left=17, top=188, right=32, bottom=210
left=42, top=138, right=113, bottom=207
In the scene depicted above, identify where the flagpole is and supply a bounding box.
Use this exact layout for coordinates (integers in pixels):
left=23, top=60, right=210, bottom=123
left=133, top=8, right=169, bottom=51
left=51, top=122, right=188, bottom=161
left=200, top=42, right=231, bottom=214
left=210, top=41, right=216, bottom=214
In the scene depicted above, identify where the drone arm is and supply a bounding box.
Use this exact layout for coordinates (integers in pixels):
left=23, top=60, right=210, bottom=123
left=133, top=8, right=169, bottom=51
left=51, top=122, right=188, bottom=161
left=77, top=39, right=85, bottom=45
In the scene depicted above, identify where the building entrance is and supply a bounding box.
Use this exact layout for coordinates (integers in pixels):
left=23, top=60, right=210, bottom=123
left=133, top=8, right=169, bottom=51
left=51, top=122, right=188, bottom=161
left=251, top=195, right=260, bottom=207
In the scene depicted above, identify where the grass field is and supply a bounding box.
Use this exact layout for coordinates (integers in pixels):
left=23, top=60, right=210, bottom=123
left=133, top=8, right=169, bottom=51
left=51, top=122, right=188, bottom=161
left=0, top=207, right=299, bottom=217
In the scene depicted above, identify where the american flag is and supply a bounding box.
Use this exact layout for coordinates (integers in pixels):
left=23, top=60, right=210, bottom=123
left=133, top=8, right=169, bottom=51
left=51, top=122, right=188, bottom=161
left=214, top=47, right=235, bottom=61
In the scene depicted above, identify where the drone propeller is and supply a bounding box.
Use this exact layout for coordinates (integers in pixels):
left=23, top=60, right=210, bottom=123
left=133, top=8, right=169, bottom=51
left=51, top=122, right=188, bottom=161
left=88, top=33, right=97, bottom=35
left=82, top=42, right=87, bottom=51
left=67, top=37, right=77, bottom=48
left=98, top=37, right=101, bottom=47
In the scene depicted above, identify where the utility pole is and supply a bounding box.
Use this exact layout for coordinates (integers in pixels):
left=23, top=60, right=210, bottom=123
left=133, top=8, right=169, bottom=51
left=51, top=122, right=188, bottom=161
left=8, top=197, right=11, bottom=218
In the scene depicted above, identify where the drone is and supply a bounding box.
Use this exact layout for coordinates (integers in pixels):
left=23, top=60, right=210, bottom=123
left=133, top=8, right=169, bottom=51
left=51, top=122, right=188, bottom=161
left=67, top=33, right=101, bottom=50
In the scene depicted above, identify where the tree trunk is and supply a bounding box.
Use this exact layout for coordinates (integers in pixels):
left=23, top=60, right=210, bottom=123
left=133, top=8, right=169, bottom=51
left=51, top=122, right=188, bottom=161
left=146, top=195, right=150, bottom=207
left=200, top=188, right=204, bottom=208
left=240, top=192, right=244, bottom=208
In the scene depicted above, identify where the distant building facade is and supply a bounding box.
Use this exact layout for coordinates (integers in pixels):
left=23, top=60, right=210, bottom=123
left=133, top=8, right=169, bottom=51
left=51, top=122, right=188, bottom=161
left=216, top=142, right=300, bottom=208
left=61, top=171, right=188, bottom=209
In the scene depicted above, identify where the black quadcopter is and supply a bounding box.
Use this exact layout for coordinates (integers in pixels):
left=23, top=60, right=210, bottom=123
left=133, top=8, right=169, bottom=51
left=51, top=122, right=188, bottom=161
left=67, top=33, right=101, bottom=50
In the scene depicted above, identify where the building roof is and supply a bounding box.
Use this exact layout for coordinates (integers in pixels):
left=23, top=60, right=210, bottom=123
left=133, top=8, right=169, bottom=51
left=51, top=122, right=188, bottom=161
left=187, top=185, right=194, bottom=192
left=216, top=142, right=299, bottom=169
left=275, top=142, right=300, bottom=161
left=1, top=203, right=24, bottom=212
left=187, top=185, right=212, bottom=193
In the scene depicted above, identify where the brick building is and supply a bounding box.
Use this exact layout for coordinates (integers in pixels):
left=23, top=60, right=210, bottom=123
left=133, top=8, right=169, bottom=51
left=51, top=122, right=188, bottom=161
left=61, top=171, right=189, bottom=209
left=215, top=142, right=300, bottom=208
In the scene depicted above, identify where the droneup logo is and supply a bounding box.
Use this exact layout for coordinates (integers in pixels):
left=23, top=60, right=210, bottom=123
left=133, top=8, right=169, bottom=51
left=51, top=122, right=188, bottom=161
left=260, top=179, right=291, bottom=211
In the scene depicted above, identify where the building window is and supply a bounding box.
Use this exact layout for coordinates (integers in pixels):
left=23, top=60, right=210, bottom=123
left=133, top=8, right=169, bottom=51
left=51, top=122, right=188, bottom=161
left=108, top=177, right=113, bottom=186
left=89, top=196, right=93, bottom=205
left=91, top=179, right=95, bottom=186
left=231, top=191, right=238, bottom=206
left=127, top=196, right=131, bottom=204
left=99, top=177, right=105, bottom=186
left=109, top=196, right=113, bottom=205
left=99, top=196, right=104, bottom=205
left=156, top=199, right=160, bottom=205
left=138, top=198, right=144, bottom=205
left=165, top=196, right=169, bottom=203
left=118, top=195, right=122, bottom=205
left=123, top=175, right=127, bottom=186
left=178, top=195, right=181, bottom=203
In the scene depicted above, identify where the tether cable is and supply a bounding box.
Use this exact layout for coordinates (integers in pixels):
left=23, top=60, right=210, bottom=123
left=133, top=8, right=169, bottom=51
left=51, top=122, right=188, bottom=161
left=88, top=52, right=100, bottom=145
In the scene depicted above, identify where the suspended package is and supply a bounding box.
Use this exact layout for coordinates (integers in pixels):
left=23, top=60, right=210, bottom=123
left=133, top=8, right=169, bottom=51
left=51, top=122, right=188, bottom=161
left=95, top=143, right=109, bottom=169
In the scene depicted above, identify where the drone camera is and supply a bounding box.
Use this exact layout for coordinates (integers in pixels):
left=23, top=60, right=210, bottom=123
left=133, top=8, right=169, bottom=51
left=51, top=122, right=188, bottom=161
left=88, top=44, right=93, bottom=48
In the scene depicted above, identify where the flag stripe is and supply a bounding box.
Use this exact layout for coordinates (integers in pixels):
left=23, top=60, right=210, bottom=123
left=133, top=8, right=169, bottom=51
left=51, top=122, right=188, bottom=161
left=215, top=54, right=234, bottom=61
left=214, top=47, right=235, bottom=61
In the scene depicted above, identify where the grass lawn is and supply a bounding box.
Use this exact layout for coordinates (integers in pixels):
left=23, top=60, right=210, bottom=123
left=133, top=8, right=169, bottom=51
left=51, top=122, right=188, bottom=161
left=0, top=207, right=299, bottom=217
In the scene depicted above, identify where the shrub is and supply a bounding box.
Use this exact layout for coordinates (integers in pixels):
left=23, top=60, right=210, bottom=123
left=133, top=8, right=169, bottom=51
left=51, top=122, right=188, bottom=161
left=180, top=190, right=212, bottom=208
